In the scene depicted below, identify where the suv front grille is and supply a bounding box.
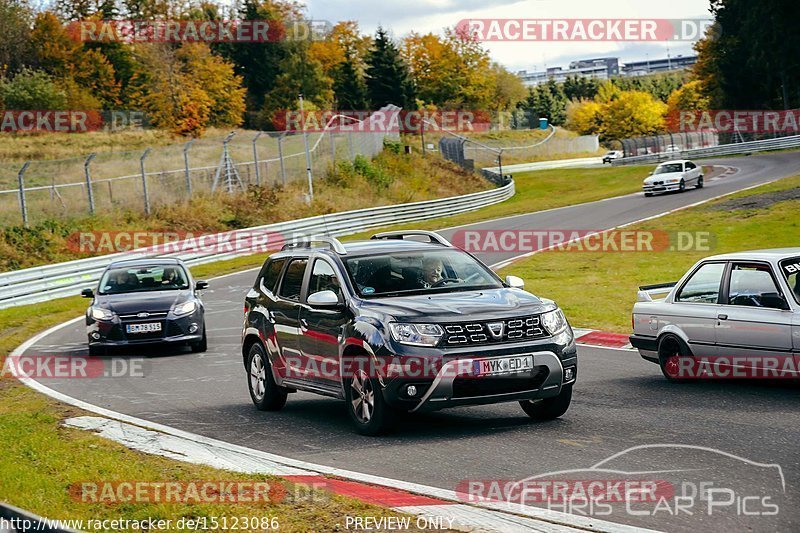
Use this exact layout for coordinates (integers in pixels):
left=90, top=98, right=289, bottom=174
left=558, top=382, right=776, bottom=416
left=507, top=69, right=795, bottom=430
left=443, top=315, right=547, bottom=345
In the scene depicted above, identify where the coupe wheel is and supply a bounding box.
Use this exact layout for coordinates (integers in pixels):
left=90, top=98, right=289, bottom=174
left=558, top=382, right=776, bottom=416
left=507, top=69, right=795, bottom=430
left=658, top=335, right=692, bottom=383
left=678, top=179, right=686, bottom=192
left=696, top=175, right=704, bottom=188
left=247, top=343, right=287, bottom=410
left=520, top=383, right=572, bottom=420
left=345, top=368, right=391, bottom=435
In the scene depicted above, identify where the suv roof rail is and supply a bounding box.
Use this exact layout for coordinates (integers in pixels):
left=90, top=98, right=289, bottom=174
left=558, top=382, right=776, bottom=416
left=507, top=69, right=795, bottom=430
left=370, top=230, right=452, bottom=247
left=281, top=236, right=347, bottom=255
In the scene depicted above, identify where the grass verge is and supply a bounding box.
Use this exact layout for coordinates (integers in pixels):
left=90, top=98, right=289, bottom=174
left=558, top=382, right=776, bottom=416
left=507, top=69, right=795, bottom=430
left=499, top=175, right=800, bottom=333
left=0, top=259, right=434, bottom=532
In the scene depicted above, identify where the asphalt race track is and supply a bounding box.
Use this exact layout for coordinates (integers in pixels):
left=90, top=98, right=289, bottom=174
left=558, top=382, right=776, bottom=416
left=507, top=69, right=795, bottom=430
left=23, top=152, right=800, bottom=532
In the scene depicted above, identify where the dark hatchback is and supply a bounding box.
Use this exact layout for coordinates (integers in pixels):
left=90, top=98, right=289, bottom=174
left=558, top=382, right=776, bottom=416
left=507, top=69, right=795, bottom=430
left=241, top=231, right=577, bottom=435
left=82, top=258, right=208, bottom=355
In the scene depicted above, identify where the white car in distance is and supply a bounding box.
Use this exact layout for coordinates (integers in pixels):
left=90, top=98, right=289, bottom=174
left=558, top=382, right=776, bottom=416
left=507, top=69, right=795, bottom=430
left=642, top=160, right=703, bottom=197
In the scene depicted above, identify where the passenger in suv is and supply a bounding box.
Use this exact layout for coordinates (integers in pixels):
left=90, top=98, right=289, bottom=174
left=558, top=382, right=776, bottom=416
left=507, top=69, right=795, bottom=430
left=241, top=231, right=577, bottom=435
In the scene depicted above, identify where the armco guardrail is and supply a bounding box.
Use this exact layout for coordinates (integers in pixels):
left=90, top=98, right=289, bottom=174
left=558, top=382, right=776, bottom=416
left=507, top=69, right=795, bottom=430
left=0, top=502, right=80, bottom=532
left=0, top=181, right=515, bottom=309
left=613, top=134, right=800, bottom=165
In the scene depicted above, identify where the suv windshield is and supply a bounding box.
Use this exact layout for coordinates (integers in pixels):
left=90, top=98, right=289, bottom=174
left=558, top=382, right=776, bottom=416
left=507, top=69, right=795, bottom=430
left=98, top=265, right=190, bottom=294
left=344, top=249, right=502, bottom=297
left=654, top=163, right=683, bottom=174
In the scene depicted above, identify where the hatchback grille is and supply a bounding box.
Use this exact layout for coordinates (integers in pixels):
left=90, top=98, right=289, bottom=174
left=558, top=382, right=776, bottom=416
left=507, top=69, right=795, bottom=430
left=119, top=311, right=169, bottom=322
left=443, top=315, right=547, bottom=345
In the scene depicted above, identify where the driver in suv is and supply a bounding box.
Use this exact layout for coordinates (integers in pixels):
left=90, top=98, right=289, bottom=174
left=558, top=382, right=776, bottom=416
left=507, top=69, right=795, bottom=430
left=241, top=231, right=577, bottom=435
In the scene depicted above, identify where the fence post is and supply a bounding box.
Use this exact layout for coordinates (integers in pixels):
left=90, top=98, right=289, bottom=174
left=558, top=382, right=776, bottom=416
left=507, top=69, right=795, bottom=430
left=252, top=132, right=263, bottom=186
left=347, top=131, right=355, bottom=159
left=84, top=153, right=96, bottom=214
left=183, top=140, right=194, bottom=196
left=300, top=94, right=314, bottom=201
left=497, top=149, right=504, bottom=182
left=278, top=134, right=287, bottom=186
left=140, top=148, right=152, bottom=215
left=329, top=132, right=336, bottom=161
left=420, top=119, right=426, bottom=156
left=17, top=161, right=30, bottom=226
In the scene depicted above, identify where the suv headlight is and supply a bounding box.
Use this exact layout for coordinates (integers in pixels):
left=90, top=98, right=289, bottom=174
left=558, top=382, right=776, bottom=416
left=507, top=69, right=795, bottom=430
left=173, top=300, right=197, bottom=317
left=389, top=323, right=443, bottom=346
left=91, top=307, right=114, bottom=321
left=541, top=309, right=568, bottom=336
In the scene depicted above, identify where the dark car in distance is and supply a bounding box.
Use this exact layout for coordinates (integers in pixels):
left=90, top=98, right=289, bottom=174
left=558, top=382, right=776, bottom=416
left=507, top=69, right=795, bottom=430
left=241, top=231, right=577, bottom=435
left=82, top=258, right=208, bottom=355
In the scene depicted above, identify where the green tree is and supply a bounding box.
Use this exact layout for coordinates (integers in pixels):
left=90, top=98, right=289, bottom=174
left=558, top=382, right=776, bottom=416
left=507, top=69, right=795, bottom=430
left=0, top=68, right=68, bottom=109
left=365, top=27, right=415, bottom=109
left=333, top=54, right=368, bottom=109
left=0, top=0, right=34, bottom=75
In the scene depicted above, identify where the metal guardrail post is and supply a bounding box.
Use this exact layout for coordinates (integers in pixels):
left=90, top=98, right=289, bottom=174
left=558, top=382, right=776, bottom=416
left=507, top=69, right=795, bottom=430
left=17, top=161, right=30, bottom=226
left=84, top=153, right=96, bottom=214
left=183, top=140, right=194, bottom=196
left=329, top=131, right=336, bottom=161
left=140, top=148, right=152, bottom=215
left=278, top=134, right=287, bottom=186
left=252, top=132, right=263, bottom=186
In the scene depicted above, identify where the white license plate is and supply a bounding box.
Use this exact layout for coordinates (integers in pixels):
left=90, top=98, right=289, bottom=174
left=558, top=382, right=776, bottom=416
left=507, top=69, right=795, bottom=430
left=474, top=355, right=534, bottom=376
left=126, top=322, right=162, bottom=334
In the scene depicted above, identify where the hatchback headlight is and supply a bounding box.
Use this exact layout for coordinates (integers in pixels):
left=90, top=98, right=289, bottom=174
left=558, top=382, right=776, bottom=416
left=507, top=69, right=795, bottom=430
left=91, top=307, right=114, bottom=321
left=389, top=323, right=444, bottom=346
left=173, top=300, right=197, bottom=317
left=541, top=309, right=568, bottom=335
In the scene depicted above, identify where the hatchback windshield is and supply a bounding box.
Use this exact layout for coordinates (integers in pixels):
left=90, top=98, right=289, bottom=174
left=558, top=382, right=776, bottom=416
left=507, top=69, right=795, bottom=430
left=98, top=265, right=190, bottom=294
left=654, top=163, right=683, bottom=174
left=344, top=249, right=502, bottom=297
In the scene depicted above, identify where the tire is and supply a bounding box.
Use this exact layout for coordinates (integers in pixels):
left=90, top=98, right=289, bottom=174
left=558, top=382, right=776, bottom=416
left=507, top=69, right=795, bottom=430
left=247, top=342, right=287, bottom=411
left=345, top=367, right=392, bottom=436
left=678, top=179, right=686, bottom=192
left=695, top=175, right=704, bottom=188
left=519, top=383, right=572, bottom=420
left=658, top=335, right=693, bottom=383
left=190, top=326, right=207, bottom=353
left=644, top=192, right=654, bottom=197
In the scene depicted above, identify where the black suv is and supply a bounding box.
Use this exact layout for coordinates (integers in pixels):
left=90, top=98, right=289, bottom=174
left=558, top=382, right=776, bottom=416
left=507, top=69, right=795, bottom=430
left=241, top=231, right=577, bottom=435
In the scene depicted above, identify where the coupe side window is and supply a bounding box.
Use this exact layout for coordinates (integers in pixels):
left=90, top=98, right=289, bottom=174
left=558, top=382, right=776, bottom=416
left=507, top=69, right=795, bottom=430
left=676, top=263, right=725, bottom=303
left=278, top=259, right=308, bottom=301
left=727, top=264, right=787, bottom=310
left=685, top=162, right=696, bottom=170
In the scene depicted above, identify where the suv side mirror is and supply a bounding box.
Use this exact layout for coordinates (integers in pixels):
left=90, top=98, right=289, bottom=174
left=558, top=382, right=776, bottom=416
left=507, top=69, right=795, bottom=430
left=307, top=290, right=341, bottom=307
left=505, top=275, right=524, bottom=289
left=81, top=288, right=94, bottom=298
left=195, top=280, right=208, bottom=291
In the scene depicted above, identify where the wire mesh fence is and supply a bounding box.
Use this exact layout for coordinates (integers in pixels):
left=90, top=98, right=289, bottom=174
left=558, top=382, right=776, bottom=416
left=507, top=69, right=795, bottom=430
left=0, top=106, right=400, bottom=226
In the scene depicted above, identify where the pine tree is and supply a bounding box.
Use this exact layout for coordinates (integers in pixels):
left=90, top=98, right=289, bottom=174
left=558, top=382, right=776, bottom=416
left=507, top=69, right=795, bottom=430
left=364, top=27, right=415, bottom=109
left=333, top=54, right=368, bottom=110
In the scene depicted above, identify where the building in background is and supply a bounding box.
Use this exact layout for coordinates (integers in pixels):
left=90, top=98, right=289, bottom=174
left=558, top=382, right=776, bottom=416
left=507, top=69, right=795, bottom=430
left=517, top=55, right=696, bottom=87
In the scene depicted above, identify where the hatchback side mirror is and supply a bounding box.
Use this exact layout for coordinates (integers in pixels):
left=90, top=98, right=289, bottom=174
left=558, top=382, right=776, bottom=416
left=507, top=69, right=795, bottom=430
left=81, top=288, right=94, bottom=298
left=307, top=290, right=342, bottom=307
left=195, top=280, right=208, bottom=290
left=505, top=275, right=524, bottom=289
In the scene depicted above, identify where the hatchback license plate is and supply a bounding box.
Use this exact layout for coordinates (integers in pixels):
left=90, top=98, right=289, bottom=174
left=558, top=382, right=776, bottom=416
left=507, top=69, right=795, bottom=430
left=126, top=322, right=161, bottom=334
left=474, top=355, right=533, bottom=376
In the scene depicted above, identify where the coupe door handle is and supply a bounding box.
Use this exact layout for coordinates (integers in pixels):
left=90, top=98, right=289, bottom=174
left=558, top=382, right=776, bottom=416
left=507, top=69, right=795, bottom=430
left=300, top=318, right=309, bottom=328
left=717, top=314, right=728, bottom=320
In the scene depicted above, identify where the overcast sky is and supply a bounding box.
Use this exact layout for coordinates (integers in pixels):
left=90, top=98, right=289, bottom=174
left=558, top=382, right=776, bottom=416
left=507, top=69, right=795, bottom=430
left=304, top=0, right=712, bottom=72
